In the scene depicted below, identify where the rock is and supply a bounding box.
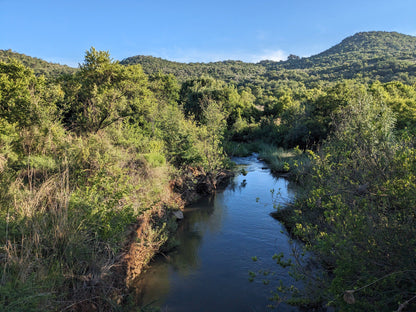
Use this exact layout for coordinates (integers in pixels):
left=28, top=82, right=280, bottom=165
left=172, top=210, right=184, bottom=220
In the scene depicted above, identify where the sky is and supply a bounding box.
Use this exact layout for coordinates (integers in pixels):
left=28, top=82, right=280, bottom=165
left=1, top=0, right=416, bottom=67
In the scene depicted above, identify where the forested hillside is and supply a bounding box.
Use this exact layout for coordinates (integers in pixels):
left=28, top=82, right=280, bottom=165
left=6, top=31, right=416, bottom=84
left=0, top=49, right=76, bottom=77
left=265, top=31, right=416, bottom=83
left=122, top=31, right=416, bottom=85
left=120, top=55, right=265, bottom=84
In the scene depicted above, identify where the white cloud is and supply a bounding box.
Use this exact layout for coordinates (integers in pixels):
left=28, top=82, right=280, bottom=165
left=160, top=48, right=288, bottom=64
left=249, top=49, right=287, bottom=63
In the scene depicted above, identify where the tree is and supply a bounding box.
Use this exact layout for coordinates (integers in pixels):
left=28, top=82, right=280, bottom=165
left=199, top=97, right=226, bottom=171
left=287, top=96, right=416, bottom=311
left=63, top=48, right=151, bottom=133
left=287, top=54, right=300, bottom=61
left=180, top=76, right=256, bottom=128
left=148, top=72, right=180, bottom=107
left=0, top=59, right=60, bottom=128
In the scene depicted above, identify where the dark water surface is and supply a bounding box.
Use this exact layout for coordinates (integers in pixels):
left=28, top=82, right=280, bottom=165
left=133, top=155, right=302, bottom=311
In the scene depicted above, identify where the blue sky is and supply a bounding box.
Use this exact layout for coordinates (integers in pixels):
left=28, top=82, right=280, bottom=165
left=1, top=0, right=415, bottom=67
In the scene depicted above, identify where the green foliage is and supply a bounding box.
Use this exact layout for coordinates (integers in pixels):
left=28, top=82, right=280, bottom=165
left=265, top=31, right=416, bottom=85
left=286, top=96, right=416, bottom=311
left=0, top=50, right=229, bottom=311
left=370, top=81, right=416, bottom=130
left=197, top=99, right=227, bottom=171
left=257, top=144, right=311, bottom=180
left=120, top=55, right=266, bottom=84
left=144, top=152, right=166, bottom=168
left=179, top=76, right=257, bottom=134
left=148, top=72, right=180, bottom=106
left=0, top=49, right=76, bottom=77
left=0, top=59, right=62, bottom=128
left=62, top=47, right=152, bottom=133
left=122, top=32, right=416, bottom=88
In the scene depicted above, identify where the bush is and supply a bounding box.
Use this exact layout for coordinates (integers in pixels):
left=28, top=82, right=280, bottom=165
left=286, top=96, right=416, bottom=311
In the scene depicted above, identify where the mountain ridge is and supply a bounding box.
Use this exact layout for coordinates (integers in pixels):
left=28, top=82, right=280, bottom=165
left=2, top=31, right=416, bottom=83
left=120, top=31, right=416, bottom=84
left=0, top=49, right=77, bottom=77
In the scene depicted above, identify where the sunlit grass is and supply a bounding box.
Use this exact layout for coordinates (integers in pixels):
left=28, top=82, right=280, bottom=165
left=257, top=143, right=311, bottom=180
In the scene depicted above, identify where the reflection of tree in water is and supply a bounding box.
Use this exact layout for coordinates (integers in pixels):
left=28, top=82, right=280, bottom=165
left=132, top=193, right=228, bottom=307
left=183, top=192, right=226, bottom=239
left=169, top=227, right=202, bottom=273
left=226, top=176, right=247, bottom=193
left=266, top=176, right=301, bottom=206
left=155, top=192, right=229, bottom=276
left=285, top=178, right=301, bottom=200
left=132, top=258, right=171, bottom=307
left=240, top=179, right=247, bottom=188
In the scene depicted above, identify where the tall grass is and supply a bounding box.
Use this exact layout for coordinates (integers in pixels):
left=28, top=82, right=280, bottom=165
left=0, top=127, right=179, bottom=311
left=257, top=143, right=312, bottom=181
left=223, top=141, right=260, bottom=157
left=2, top=167, right=76, bottom=311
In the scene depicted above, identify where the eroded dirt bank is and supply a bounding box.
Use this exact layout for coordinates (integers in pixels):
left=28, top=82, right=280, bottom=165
left=70, top=167, right=234, bottom=311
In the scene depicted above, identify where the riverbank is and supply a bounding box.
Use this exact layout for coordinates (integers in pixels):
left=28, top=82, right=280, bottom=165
left=124, top=166, right=234, bottom=279
left=103, top=167, right=235, bottom=309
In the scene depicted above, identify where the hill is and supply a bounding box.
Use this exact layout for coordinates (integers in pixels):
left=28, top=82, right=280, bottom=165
left=0, top=49, right=77, bottom=77
left=262, top=31, right=416, bottom=83
left=2, top=31, right=415, bottom=84
left=120, top=55, right=265, bottom=84
left=122, top=31, right=416, bottom=85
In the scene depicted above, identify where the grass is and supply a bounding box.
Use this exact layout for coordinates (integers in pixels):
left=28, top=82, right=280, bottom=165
left=223, top=141, right=263, bottom=157
left=224, top=139, right=313, bottom=184
left=0, top=128, right=182, bottom=311
left=257, top=143, right=312, bottom=181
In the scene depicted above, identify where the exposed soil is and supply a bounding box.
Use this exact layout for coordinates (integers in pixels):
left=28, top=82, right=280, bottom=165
left=89, top=167, right=235, bottom=310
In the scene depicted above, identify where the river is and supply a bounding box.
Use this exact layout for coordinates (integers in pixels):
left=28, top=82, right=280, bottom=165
left=132, top=155, right=302, bottom=311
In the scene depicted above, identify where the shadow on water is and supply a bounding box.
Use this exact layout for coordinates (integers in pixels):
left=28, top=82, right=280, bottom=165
left=132, top=155, right=304, bottom=312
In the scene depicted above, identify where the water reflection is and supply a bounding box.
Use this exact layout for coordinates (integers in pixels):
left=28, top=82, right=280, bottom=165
left=132, top=156, right=302, bottom=311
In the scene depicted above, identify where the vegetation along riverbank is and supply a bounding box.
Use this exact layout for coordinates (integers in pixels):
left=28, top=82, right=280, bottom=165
left=1, top=31, right=416, bottom=311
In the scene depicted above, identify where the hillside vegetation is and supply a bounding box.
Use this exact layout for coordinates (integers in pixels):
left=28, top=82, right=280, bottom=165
left=0, top=49, right=76, bottom=77
left=6, top=31, right=416, bottom=84
left=267, top=31, right=416, bottom=83
left=120, top=55, right=266, bottom=84
left=122, top=31, right=416, bottom=85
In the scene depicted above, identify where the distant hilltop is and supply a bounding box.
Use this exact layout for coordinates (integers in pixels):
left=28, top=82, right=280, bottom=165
left=2, top=31, right=416, bottom=83
left=121, top=31, right=416, bottom=84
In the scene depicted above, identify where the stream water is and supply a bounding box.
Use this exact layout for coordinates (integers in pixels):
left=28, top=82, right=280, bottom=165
left=133, top=155, right=302, bottom=311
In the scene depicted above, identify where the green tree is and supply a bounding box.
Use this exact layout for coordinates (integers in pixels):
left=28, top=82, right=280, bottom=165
left=0, top=59, right=61, bottom=128
left=287, top=96, right=416, bottom=310
left=370, top=81, right=416, bottom=130
left=180, top=76, right=256, bottom=128
left=149, top=72, right=180, bottom=107
left=199, top=97, right=227, bottom=171
left=64, top=47, right=151, bottom=133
